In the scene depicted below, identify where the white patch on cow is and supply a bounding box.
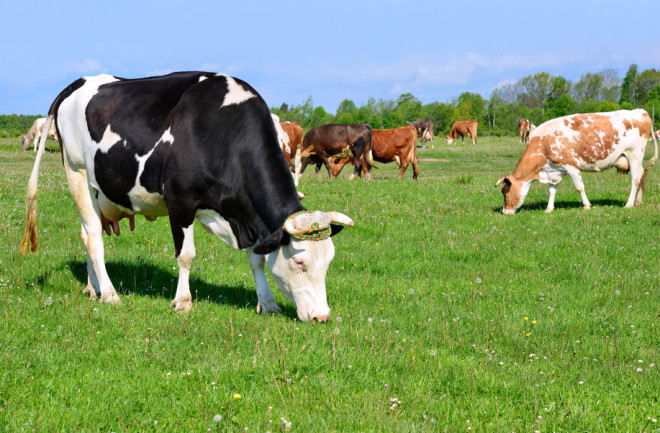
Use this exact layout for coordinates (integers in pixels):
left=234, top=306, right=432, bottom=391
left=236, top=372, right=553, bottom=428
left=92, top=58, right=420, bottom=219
left=125, top=129, right=174, bottom=216
left=217, top=74, right=255, bottom=107
left=195, top=209, right=239, bottom=249
left=198, top=75, right=208, bottom=82
left=96, top=125, right=124, bottom=153
left=540, top=161, right=566, bottom=184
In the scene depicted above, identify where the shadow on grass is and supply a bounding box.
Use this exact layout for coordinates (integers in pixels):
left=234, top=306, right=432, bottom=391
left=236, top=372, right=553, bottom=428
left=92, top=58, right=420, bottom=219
left=491, top=198, right=625, bottom=213
left=62, top=258, right=298, bottom=320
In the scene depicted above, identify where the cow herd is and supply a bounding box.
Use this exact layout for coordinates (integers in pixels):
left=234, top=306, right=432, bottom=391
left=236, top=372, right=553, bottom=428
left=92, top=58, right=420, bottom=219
left=18, top=71, right=659, bottom=323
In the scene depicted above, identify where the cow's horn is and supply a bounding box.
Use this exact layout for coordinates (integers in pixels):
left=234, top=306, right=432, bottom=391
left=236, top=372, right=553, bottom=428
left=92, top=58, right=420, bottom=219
left=284, top=211, right=327, bottom=236
left=327, top=212, right=354, bottom=226
left=495, top=177, right=505, bottom=187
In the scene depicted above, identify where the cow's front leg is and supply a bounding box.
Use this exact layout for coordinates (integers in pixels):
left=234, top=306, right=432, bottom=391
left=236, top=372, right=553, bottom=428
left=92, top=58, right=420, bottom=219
left=169, top=217, right=196, bottom=313
left=566, top=167, right=591, bottom=209
left=246, top=247, right=281, bottom=315
left=545, top=184, right=558, bottom=213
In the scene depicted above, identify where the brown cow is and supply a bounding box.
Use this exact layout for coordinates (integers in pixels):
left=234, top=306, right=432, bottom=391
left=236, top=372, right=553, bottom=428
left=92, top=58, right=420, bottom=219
left=518, top=119, right=531, bottom=143
left=281, top=121, right=303, bottom=184
left=497, top=109, right=657, bottom=214
left=329, top=126, right=420, bottom=179
left=407, top=119, right=434, bottom=147
left=300, top=124, right=374, bottom=180
left=446, top=119, right=478, bottom=144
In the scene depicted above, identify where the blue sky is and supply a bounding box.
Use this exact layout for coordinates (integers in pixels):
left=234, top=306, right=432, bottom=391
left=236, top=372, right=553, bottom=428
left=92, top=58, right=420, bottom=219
left=1, top=0, right=659, bottom=115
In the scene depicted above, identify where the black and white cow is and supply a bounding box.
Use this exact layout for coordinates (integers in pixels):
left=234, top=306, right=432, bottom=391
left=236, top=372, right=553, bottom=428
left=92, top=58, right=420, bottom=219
left=20, top=72, right=353, bottom=322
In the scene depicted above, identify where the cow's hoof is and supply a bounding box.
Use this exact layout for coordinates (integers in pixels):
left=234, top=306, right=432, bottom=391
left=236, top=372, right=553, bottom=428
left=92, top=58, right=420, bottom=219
left=171, top=296, right=193, bottom=313
left=82, top=285, right=99, bottom=300
left=256, top=301, right=281, bottom=315
left=544, top=208, right=554, bottom=213
left=100, top=292, right=122, bottom=305
left=583, top=205, right=591, bottom=210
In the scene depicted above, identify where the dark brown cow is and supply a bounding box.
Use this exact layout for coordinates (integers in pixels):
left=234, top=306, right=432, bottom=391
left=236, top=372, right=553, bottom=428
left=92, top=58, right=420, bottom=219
left=300, top=124, right=374, bottom=180
left=407, top=119, right=434, bottom=146
left=518, top=118, right=531, bottom=143
left=446, top=119, right=478, bottom=144
left=329, top=126, right=420, bottom=180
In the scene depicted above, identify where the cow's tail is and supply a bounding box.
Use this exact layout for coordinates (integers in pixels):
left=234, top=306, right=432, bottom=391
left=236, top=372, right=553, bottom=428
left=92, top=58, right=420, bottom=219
left=20, top=115, right=54, bottom=255
left=640, top=123, right=659, bottom=192
left=365, top=129, right=378, bottom=170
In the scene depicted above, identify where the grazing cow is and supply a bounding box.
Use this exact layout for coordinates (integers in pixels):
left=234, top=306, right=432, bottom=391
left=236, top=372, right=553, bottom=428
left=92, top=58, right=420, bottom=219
left=21, top=117, right=58, bottom=151
left=20, top=72, right=354, bottom=322
left=329, top=126, right=420, bottom=180
left=300, top=124, right=374, bottom=180
left=280, top=120, right=303, bottom=186
left=496, top=109, right=657, bottom=214
left=407, top=119, right=434, bottom=147
left=446, top=119, right=478, bottom=144
left=518, top=118, right=531, bottom=143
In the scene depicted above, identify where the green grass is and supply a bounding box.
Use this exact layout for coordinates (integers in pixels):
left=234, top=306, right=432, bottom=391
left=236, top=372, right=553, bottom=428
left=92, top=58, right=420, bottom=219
left=1, top=136, right=658, bottom=432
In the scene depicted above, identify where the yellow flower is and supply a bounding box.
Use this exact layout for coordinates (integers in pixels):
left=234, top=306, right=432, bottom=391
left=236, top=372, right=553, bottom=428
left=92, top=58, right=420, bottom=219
left=524, top=317, right=529, bottom=321
left=525, top=332, right=531, bottom=337
left=532, top=320, right=537, bottom=324
left=233, top=393, right=241, bottom=399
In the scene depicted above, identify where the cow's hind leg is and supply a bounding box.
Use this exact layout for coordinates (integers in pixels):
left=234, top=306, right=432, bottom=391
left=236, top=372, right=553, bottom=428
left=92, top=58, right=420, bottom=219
left=623, top=150, right=645, bottom=207
left=565, top=166, right=591, bottom=210
left=64, top=159, right=121, bottom=304
left=246, top=247, right=281, bottom=315
left=168, top=211, right=196, bottom=312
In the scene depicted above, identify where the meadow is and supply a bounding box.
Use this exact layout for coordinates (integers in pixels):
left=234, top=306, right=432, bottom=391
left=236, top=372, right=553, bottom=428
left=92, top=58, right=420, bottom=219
left=0, top=136, right=658, bottom=432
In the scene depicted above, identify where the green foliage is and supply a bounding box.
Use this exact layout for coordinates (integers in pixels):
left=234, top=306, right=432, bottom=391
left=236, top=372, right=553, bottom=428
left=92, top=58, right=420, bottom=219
left=619, top=64, right=638, bottom=104
left=547, top=94, right=576, bottom=118
left=0, top=114, right=43, bottom=137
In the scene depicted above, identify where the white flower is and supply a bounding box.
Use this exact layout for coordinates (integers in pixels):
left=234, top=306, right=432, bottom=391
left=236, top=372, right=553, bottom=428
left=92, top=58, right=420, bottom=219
left=335, top=316, right=342, bottom=323
left=637, top=367, right=643, bottom=373
left=409, top=289, right=414, bottom=294
left=334, top=328, right=340, bottom=335
left=475, top=278, right=482, bottom=284
left=45, top=297, right=53, bottom=306
left=578, top=381, right=584, bottom=385
left=368, top=318, right=373, bottom=323
left=213, top=414, right=222, bottom=423
left=615, top=290, right=620, bottom=295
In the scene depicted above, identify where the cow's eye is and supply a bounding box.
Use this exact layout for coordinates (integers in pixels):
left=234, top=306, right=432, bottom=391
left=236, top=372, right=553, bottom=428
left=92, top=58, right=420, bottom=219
left=292, top=257, right=304, bottom=269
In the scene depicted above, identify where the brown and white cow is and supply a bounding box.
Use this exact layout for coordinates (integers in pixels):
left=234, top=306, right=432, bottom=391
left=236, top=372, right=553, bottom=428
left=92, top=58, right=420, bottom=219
left=329, top=126, right=420, bottom=179
left=280, top=121, right=303, bottom=186
left=300, top=124, right=374, bottom=180
left=518, top=118, right=531, bottom=143
left=497, top=109, right=658, bottom=214
left=446, top=119, right=478, bottom=144
left=407, top=119, right=434, bottom=147
left=21, top=117, right=58, bottom=151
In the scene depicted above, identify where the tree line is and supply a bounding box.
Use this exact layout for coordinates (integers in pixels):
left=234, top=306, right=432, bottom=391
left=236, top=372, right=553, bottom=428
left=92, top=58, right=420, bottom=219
left=2, top=65, right=659, bottom=139
left=271, top=64, right=660, bottom=137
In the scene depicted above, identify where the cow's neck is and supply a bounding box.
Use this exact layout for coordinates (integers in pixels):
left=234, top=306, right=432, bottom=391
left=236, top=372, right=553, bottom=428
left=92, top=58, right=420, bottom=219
left=511, top=143, right=544, bottom=182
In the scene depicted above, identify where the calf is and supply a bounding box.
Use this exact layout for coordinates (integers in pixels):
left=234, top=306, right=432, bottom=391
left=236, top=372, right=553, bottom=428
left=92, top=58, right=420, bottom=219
left=21, top=117, right=58, bottom=151
left=497, top=109, right=657, bottom=214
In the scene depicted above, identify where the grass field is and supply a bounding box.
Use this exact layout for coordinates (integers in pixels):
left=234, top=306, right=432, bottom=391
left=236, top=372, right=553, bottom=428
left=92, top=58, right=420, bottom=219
left=0, top=135, right=658, bottom=432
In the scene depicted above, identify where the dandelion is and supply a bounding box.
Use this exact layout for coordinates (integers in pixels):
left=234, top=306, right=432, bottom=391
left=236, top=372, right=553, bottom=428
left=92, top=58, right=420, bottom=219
left=409, top=289, right=414, bottom=295
left=45, top=297, right=53, bottom=306
left=335, top=316, right=342, bottom=323
left=638, top=360, right=643, bottom=364
left=430, top=350, right=437, bottom=357
left=532, top=320, right=537, bottom=324
left=524, top=317, right=529, bottom=321
left=475, top=278, right=482, bottom=284
left=213, top=414, right=222, bottom=423
left=636, top=367, right=643, bottom=373
left=334, top=328, right=340, bottom=335
left=368, top=318, right=373, bottom=323
left=615, top=290, right=621, bottom=296
left=233, top=393, right=241, bottom=399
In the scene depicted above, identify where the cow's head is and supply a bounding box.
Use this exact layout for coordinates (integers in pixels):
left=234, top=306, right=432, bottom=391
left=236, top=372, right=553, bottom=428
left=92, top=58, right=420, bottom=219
left=20, top=135, right=30, bottom=149
left=495, top=176, right=532, bottom=215
left=446, top=135, right=454, bottom=145
left=255, top=211, right=353, bottom=322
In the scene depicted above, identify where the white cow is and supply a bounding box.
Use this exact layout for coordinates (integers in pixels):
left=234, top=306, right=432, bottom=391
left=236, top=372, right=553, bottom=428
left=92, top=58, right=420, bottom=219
left=21, top=117, right=58, bottom=151
left=497, top=109, right=657, bottom=214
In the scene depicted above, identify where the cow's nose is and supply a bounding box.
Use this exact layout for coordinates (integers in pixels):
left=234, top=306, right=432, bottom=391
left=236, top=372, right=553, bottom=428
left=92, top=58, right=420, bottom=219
left=312, top=314, right=329, bottom=323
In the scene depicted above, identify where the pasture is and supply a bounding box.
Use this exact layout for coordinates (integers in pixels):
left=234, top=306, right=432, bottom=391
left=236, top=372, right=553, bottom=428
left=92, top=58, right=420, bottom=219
left=0, top=136, right=658, bottom=432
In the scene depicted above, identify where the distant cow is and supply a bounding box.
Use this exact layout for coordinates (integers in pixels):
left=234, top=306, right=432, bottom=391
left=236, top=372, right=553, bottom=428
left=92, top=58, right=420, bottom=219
left=21, top=117, right=58, bottom=151
left=329, top=126, right=420, bottom=180
left=407, top=119, right=434, bottom=147
left=280, top=121, right=303, bottom=186
left=446, top=119, right=478, bottom=144
left=20, top=72, right=355, bottom=322
left=518, top=119, right=531, bottom=143
left=300, top=124, right=374, bottom=180
left=497, top=109, right=657, bottom=214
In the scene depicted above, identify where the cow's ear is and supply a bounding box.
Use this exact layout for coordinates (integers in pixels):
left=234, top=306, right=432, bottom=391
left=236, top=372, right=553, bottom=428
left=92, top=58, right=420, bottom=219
left=253, top=230, right=284, bottom=255
left=330, top=224, right=344, bottom=237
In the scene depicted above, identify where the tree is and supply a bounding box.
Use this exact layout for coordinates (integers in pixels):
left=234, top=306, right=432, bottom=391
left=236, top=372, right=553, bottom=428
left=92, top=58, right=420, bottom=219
left=633, top=69, right=660, bottom=106
left=395, top=93, right=422, bottom=122
left=547, top=94, right=576, bottom=118
left=619, top=64, right=638, bottom=105
left=518, top=72, right=553, bottom=109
